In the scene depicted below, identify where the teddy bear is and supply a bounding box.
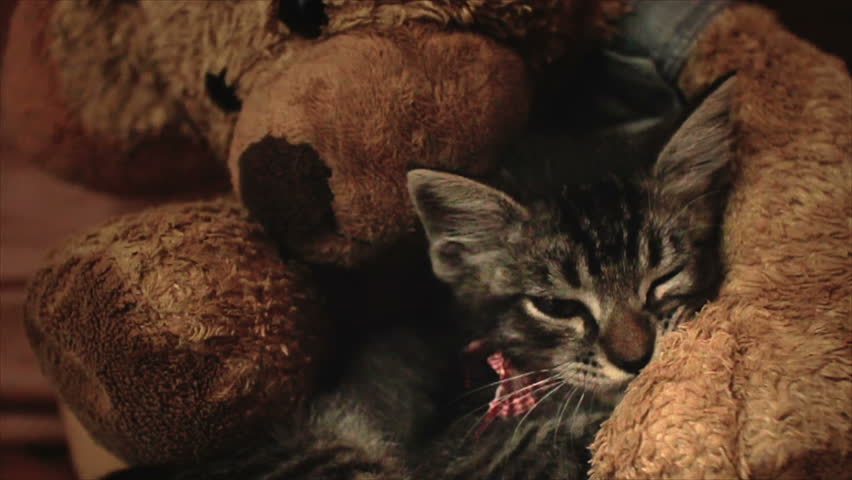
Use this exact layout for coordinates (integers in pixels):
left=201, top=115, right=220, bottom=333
left=3, top=0, right=626, bottom=471
left=3, top=0, right=849, bottom=478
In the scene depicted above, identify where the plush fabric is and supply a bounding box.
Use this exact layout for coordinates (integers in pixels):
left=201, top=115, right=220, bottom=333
left=0, top=0, right=229, bottom=196
left=25, top=198, right=331, bottom=463
left=231, top=23, right=531, bottom=265
left=589, top=4, right=852, bottom=479
left=1, top=0, right=624, bottom=195
left=3, top=0, right=626, bottom=265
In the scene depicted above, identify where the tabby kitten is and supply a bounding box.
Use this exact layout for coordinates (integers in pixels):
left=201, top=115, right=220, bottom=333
left=408, top=77, right=735, bottom=479
left=102, top=77, right=734, bottom=480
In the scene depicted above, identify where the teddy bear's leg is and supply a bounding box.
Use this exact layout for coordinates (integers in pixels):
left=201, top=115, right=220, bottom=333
left=24, top=197, right=331, bottom=473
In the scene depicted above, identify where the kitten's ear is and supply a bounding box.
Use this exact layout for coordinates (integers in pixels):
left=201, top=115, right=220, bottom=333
left=407, top=169, right=528, bottom=282
left=652, top=76, right=736, bottom=200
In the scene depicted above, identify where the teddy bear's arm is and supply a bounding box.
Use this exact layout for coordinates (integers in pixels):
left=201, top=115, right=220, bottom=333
left=590, top=4, right=852, bottom=479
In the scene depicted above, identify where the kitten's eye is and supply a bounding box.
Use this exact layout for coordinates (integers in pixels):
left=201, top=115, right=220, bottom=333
left=528, top=297, right=589, bottom=319
left=646, top=265, right=686, bottom=304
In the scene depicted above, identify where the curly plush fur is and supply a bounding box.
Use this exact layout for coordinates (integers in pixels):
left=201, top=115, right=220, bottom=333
left=589, top=5, right=852, bottom=479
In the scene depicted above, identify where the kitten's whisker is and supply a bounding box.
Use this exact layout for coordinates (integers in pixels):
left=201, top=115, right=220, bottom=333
left=458, top=377, right=562, bottom=442
left=487, top=376, right=561, bottom=410
left=552, top=385, right=580, bottom=447
left=452, top=368, right=553, bottom=403
left=568, top=391, right=587, bottom=435
left=511, top=375, right=561, bottom=395
left=455, top=404, right=493, bottom=434
left=455, top=376, right=559, bottom=428
left=510, top=382, right=565, bottom=444
left=462, top=380, right=555, bottom=440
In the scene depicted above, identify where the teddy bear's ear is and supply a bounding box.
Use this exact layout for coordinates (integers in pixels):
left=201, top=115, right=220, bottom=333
left=407, top=169, right=528, bottom=282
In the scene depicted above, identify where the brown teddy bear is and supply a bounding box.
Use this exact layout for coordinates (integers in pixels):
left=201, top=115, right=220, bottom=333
left=2, top=0, right=626, bottom=265
left=3, top=0, right=626, bottom=472
left=3, top=0, right=849, bottom=479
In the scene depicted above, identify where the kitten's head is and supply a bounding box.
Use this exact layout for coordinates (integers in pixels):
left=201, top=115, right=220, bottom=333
left=408, top=78, right=735, bottom=405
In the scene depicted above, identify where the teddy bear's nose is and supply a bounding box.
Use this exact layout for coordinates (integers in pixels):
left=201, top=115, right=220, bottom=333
left=278, top=0, right=327, bottom=39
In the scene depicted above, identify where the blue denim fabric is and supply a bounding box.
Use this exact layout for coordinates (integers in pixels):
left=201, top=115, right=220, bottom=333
left=614, top=0, right=732, bottom=84
left=580, top=1, right=732, bottom=142
left=515, top=1, right=733, bottom=178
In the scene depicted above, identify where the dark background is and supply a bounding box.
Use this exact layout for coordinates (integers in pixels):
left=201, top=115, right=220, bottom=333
left=754, top=0, right=851, bottom=67
left=0, top=1, right=849, bottom=479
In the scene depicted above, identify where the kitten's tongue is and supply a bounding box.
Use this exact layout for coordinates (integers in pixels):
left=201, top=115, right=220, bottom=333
left=485, top=352, right=539, bottom=418
left=464, top=342, right=548, bottom=436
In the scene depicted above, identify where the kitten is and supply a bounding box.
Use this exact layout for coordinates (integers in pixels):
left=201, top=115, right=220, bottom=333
left=102, top=77, right=734, bottom=480
left=407, top=76, right=735, bottom=480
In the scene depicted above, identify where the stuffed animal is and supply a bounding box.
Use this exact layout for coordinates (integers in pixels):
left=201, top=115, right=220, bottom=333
left=590, top=4, right=851, bottom=478
left=4, top=0, right=626, bottom=471
left=1, top=0, right=629, bottom=265
left=4, top=0, right=849, bottom=478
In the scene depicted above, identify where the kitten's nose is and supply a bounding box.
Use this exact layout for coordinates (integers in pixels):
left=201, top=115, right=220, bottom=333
left=601, top=310, right=655, bottom=375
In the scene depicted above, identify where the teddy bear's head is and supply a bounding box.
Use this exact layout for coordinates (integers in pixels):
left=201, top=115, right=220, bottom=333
left=4, top=0, right=625, bottom=264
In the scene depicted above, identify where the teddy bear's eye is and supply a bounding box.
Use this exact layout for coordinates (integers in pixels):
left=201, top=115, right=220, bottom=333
left=205, top=69, right=243, bottom=113
left=278, top=0, right=327, bottom=39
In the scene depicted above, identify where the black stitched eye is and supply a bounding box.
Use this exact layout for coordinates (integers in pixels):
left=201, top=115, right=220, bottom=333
left=278, top=0, right=327, bottom=39
left=205, top=69, right=242, bottom=113
left=529, top=297, right=589, bottom=319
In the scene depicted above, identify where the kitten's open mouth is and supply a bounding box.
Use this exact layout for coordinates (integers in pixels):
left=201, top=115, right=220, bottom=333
left=472, top=354, right=628, bottom=436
